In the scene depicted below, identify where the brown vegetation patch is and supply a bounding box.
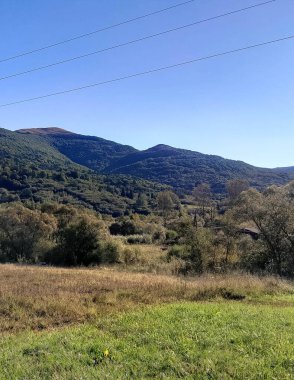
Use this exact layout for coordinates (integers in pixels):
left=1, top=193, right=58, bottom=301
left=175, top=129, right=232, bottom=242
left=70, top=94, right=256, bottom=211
left=0, top=264, right=293, bottom=334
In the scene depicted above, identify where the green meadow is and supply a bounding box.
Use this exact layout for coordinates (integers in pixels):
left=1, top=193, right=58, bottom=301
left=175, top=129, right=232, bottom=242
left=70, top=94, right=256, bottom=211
left=1, top=300, right=294, bottom=380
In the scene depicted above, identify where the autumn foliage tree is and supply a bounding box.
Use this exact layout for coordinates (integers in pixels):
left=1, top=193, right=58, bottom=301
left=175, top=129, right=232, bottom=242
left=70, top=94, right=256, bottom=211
left=193, top=183, right=215, bottom=227
left=231, top=183, right=294, bottom=276
left=157, top=191, right=179, bottom=225
left=0, top=204, right=57, bottom=262
left=226, top=179, right=249, bottom=201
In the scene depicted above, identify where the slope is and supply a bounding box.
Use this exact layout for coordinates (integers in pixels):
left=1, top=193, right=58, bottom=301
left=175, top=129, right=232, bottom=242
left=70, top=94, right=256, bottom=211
left=18, top=127, right=137, bottom=172
left=106, top=144, right=292, bottom=193
left=16, top=128, right=293, bottom=194
left=0, top=129, right=164, bottom=215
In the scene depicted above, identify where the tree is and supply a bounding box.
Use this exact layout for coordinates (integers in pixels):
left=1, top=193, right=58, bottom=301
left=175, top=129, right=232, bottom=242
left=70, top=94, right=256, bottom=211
left=55, top=216, right=101, bottom=266
left=193, top=183, right=213, bottom=227
left=231, top=184, right=294, bottom=276
left=109, top=219, right=140, bottom=236
left=0, top=204, right=57, bottom=262
left=220, top=213, right=239, bottom=268
left=193, top=183, right=212, bottom=213
left=226, top=179, right=249, bottom=201
left=168, top=219, right=213, bottom=274
left=134, top=193, right=148, bottom=213
left=157, top=191, right=179, bottom=225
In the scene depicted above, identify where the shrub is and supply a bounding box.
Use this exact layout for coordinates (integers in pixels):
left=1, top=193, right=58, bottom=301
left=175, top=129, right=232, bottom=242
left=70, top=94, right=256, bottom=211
left=109, top=220, right=141, bottom=236
left=168, top=256, right=187, bottom=275
left=33, top=239, right=56, bottom=263
left=0, top=204, right=57, bottom=263
left=152, top=227, right=166, bottom=243
left=54, top=217, right=101, bottom=266
left=165, top=230, right=179, bottom=244
left=167, top=245, right=188, bottom=260
left=127, top=234, right=152, bottom=245
left=121, top=247, right=139, bottom=265
left=101, top=240, right=121, bottom=264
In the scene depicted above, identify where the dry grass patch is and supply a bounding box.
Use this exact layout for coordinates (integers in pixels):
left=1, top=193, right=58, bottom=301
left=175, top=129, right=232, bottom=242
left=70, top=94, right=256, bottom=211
left=0, top=264, right=293, bottom=333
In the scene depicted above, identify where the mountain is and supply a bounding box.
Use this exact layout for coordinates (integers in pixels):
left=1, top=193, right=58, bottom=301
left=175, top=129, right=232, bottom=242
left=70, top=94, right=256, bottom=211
left=0, top=128, right=165, bottom=215
left=105, top=144, right=293, bottom=193
left=16, top=127, right=73, bottom=136
left=17, top=128, right=293, bottom=194
left=274, top=166, right=294, bottom=174
left=18, top=127, right=136, bottom=172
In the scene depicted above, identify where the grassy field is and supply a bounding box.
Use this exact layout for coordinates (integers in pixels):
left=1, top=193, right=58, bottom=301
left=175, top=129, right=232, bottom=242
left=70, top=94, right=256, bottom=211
left=1, top=264, right=294, bottom=379
left=1, top=264, right=293, bottom=333
left=1, top=302, right=294, bottom=379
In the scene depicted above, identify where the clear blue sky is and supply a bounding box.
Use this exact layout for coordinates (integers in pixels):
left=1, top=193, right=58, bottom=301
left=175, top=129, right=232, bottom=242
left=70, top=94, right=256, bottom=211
left=1, top=0, right=293, bottom=168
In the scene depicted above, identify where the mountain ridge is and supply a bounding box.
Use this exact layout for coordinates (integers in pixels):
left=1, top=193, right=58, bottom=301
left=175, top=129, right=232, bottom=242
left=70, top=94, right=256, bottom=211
left=17, top=127, right=74, bottom=135
left=0, top=128, right=165, bottom=215
left=17, top=127, right=137, bottom=172
left=14, top=127, right=293, bottom=193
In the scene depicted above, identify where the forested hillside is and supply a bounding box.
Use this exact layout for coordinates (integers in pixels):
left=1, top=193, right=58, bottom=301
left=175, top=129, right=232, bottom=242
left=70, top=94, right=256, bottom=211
left=18, top=127, right=137, bottom=172
left=105, top=144, right=292, bottom=193
left=274, top=166, right=294, bottom=174
left=17, top=128, right=293, bottom=193
left=0, top=129, right=165, bottom=215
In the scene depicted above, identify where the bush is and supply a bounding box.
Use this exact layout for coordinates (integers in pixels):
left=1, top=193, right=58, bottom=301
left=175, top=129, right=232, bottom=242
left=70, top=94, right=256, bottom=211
left=165, top=230, right=179, bottom=244
left=84, top=250, right=102, bottom=266
left=168, top=256, right=187, bottom=275
left=109, top=220, right=141, bottom=236
left=167, top=245, right=188, bottom=260
left=121, top=247, right=139, bottom=265
left=101, top=240, right=121, bottom=264
left=53, top=217, right=101, bottom=266
left=152, top=227, right=166, bottom=243
left=237, top=236, right=268, bottom=274
left=0, top=204, right=57, bottom=263
left=127, top=234, right=152, bottom=245
left=44, top=246, right=66, bottom=266
left=32, top=239, right=56, bottom=263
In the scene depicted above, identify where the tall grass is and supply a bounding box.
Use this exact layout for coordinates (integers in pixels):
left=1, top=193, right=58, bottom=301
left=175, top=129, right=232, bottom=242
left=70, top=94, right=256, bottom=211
left=1, top=264, right=293, bottom=333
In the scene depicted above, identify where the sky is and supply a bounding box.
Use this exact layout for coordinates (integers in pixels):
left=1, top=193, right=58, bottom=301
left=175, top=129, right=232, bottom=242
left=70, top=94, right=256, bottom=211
left=0, top=0, right=294, bottom=168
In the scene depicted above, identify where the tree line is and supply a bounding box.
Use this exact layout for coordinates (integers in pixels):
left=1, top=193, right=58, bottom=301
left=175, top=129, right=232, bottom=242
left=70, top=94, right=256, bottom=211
left=0, top=179, right=293, bottom=277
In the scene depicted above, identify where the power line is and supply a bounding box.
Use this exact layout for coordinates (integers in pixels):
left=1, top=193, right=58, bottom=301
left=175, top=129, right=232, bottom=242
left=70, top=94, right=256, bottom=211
left=1, top=34, right=293, bottom=108
left=0, top=0, right=196, bottom=64
left=0, top=0, right=277, bottom=82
